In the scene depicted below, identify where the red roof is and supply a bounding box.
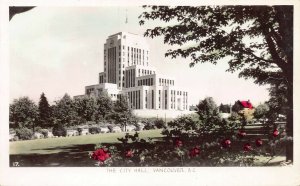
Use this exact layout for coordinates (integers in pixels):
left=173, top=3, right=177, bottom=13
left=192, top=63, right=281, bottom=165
left=239, top=101, right=253, bottom=109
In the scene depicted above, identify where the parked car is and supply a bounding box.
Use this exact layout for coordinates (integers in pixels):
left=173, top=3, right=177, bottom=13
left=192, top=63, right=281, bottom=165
left=112, top=126, right=122, bottom=133
left=67, top=130, right=78, bottom=137
left=136, top=122, right=145, bottom=131
left=33, top=132, right=44, bottom=139
left=100, top=127, right=110, bottom=133
left=81, top=128, right=89, bottom=135
left=47, top=131, right=54, bottom=138
left=9, top=133, right=16, bottom=141
left=123, top=125, right=136, bottom=132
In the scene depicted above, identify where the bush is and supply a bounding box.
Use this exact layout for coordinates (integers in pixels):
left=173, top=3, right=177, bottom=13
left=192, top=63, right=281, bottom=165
left=34, top=126, right=42, bottom=133
left=77, top=127, right=83, bottom=135
left=89, top=127, right=101, bottom=134
left=144, top=122, right=155, bottom=130
left=52, top=124, right=67, bottom=137
left=154, top=119, right=166, bottom=129
left=40, top=129, right=49, bottom=138
left=107, top=125, right=114, bottom=132
left=15, top=127, right=33, bottom=140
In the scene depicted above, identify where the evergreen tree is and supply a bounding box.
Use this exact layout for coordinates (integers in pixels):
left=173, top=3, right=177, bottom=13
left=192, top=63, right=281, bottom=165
left=38, top=92, right=52, bottom=128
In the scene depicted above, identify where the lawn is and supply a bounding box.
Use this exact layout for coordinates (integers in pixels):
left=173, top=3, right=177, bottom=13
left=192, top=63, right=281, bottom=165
left=10, top=129, right=163, bottom=167
left=9, top=128, right=286, bottom=167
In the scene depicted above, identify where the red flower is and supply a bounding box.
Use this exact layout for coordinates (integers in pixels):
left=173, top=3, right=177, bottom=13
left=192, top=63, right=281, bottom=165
left=238, top=130, right=246, bottom=138
left=222, top=139, right=231, bottom=148
left=125, top=150, right=134, bottom=158
left=273, top=129, right=280, bottom=137
left=189, top=147, right=200, bottom=157
left=255, top=138, right=263, bottom=147
left=243, top=143, right=252, bottom=152
left=174, top=139, right=183, bottom=148
left=92, top=148, right=110, bottom=162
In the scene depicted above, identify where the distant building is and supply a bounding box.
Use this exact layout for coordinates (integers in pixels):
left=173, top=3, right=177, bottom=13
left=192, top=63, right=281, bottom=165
left=232, top=100, right=253, bottom=112
left=76, top=32, right=191, bottom=117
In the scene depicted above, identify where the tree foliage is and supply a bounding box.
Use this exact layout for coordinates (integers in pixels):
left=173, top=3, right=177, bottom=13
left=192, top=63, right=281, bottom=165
left=38, top=92, right=52, bottom=127
left=9, top=97, right=38, bottom=128
left=52, top=94, right=79, bottom=126
left=196, top=97, right=219, bottom=121
left=74, top=96, right=96, bottom=123
left=139, top=6, right=293, bottom=160
left=254, top=103, right=270, bottom=119
left=95, top=92, right=114, bottom=121
left=219, top=103, right=231, bottom=113
left=110, top=95, right=133, bottom=128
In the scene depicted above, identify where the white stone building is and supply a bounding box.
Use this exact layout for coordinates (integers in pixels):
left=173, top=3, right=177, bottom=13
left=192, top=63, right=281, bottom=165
left=76, top=32, right=191, bottom=117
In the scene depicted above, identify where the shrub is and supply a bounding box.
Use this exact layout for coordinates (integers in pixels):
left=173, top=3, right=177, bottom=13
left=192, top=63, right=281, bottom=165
left=154, top=119, right=166, bottom=129
left=144, top=122, right=155, bottom=130
left=52, top=124, right=67, bottom=137
left=15, top=127, right=33, bottom=140
left=77, top=127, right=83, bottom=135
left=40, top=129, right=49, bottom=138
left=34, top=126, right=42, bottom=133
left=89, top=127, right=101, bottom=134
left=107, top=125, right=114, bottom=132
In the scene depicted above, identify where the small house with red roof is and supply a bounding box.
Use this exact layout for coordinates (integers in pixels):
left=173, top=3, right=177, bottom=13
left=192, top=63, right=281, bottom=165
left=231, top=100, right=255, bottom=121
left=232, top=100, right=253, bottom=112
left=239, top=100, right=253, bottom=109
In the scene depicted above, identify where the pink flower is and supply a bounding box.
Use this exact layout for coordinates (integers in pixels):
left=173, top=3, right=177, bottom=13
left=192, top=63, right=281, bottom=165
left=92, top=148, right=110, bottom=162
left=174, top=139, right=183, bottom=148
left=222, top=139, right=231, bottom=148
left=238, top=130, right=246, bottom=138
left=189, top=147, right=200, bottom=157
left=243, top=143, right=252, bottom=152
left=255, top=138, right=263, bottom=147
left=273, top=129, right=280, bottom=137
left=125, top=150, right=134, bottom=158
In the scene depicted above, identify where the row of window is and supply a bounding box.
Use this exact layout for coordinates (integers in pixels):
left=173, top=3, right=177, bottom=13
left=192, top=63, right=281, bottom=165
left=127, top=90, right=141, bottom=109
left=138, top=69, right=155, bottom=76
left=125, top=69, right=136, bottom=88
left=138, top=78, right=154, bottom=86
left=159, top=78, right=174, bottom=86
left=144, top=90, right=155, bottom=109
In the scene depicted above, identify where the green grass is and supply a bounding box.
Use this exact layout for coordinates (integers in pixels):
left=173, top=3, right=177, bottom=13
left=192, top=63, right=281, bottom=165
left=9, top=129, right=287, bottom=167
left=10, top=129, right=163, bottom=155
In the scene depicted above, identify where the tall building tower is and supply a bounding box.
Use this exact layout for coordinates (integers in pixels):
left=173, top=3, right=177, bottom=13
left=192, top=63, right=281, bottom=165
left=76, top=31, right=191, bottom=118
left=99, top=32, right=150, bottom=89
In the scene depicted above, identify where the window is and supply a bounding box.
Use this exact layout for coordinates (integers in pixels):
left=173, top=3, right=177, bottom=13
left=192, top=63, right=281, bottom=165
left=152, top=90, right=154, bottom=109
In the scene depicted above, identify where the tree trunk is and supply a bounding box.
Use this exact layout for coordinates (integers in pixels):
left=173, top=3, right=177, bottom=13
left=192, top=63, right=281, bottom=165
left=286, top=82, right=293, bottom=162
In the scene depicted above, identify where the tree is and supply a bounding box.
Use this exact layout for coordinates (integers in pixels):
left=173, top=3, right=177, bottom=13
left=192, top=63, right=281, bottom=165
left=254, top=103, right=270, bottom=120
left=74, top=96, right=96, bottom=123
left=196, top=97, right=219, bottom=120
left=9, top=97, right=38, bottom=130
left=231, top=101, right=243, bottom=113
left=196, top=97, right=223, bottom=132
left=139, top=6, right=293, bottom=161
left=38, top=92, right=52, bottom=128
left=52, top=94, right=79, bottom=126
left=95, top=92, right=113, bottom=121
left=219, top=103, right=231, bottom=113
left=111, top=95, right=133, bottom=131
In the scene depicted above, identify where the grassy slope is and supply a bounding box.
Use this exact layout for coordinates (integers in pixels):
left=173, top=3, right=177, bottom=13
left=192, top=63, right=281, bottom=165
left=10, top=129, right=163, bottom=155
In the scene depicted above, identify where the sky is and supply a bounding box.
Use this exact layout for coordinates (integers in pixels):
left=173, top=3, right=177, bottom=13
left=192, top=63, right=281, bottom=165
left=9, top=6, right=270, bottom=106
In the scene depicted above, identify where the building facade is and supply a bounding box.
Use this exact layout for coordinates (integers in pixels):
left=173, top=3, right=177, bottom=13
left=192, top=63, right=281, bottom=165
left=77, top=32, right=190, bottom=115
